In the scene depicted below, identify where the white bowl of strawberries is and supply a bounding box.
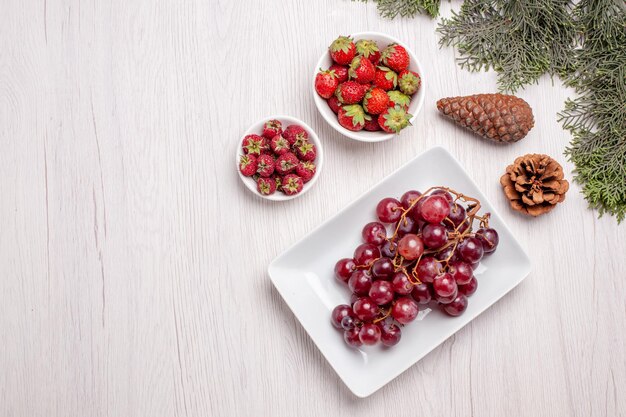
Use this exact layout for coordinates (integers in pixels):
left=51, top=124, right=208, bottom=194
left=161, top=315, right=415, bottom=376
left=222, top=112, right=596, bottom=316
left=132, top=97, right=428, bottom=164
left=237, top=115, right=323, bottom=201
left=313, top=32, right=425, bottom=142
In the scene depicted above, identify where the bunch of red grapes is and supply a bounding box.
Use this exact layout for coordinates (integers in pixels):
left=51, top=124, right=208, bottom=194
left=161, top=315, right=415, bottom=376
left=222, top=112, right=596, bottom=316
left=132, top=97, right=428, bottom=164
left=331, top=186, right=500, bottom=348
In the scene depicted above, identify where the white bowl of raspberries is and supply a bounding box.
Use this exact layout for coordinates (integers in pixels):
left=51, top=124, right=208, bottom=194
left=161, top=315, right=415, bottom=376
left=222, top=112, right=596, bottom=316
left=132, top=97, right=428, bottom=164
left=313, top=32, right=425, bottom=142
left=237, top=116, right=323, bottom=201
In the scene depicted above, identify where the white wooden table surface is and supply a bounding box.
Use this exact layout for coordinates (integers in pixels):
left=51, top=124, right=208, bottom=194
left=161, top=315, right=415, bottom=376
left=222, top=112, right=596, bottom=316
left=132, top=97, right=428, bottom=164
left=1, top=1, right=625, bottom=416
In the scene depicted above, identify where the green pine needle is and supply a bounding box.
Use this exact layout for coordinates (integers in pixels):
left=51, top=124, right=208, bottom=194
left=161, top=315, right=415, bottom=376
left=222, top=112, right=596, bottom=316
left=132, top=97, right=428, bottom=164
left=351, top=0, right=441, bottom=18
left=437, top=0, right=577, bottom=93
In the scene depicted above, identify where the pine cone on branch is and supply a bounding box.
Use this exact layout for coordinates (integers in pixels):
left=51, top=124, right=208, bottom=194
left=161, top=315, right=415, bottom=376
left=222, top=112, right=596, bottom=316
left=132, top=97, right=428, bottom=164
left=500, top=154, right=569, bottom=217
left=437, top=93, right=534, bottom=143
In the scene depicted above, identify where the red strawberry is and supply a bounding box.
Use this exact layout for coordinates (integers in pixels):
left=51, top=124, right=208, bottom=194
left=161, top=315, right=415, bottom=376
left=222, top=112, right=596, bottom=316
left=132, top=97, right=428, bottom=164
left=282, top=174, right=304, bottom=195
left=355, top=39, right=381, bottom=64
left=364, top=116, right=382, bottom=131
left=348, top=55, right=375, bottom=84
left=398, top=70, right=421, bottom=95
left=296, top=161, right=316, bottom=183
left=256, top=154, right=275, bottom=177
left=270, top=134, right=290, bottom=155
left=329, top=64, right=349, bottom=83
left=380, top=43, right=410, bottom=73
left=295, top=140, right=317, bottom=161
left=327, top=96, right=342, bottom=114
left=242, top=134, right=268, bottom=156
left=239, top=154, right=258, bottom=176
left=378, top=105, right=412, bottom=134
left=283, top=125, right=308, bottom=145
left=293, top=131, right=309, bottom=148
left=272, top=174, right=283, bottom=191
left=262, top=119, right=282, bottom=139
left=387, top=90, right=411, bottom=109
left=315, top=69, right=339, bottom=99
left=363, top=87, right=390, bottom=115
left=335, top=81, right=368, bottom=104
left=329, top=36, right=356, bottom=65
left=338, top=104, right=370, bottom=131
left=275, top=152, right=299, bottom=175
left=373, top=66, right=398, bottom=91
left=257, top=177, right=276, bottom=196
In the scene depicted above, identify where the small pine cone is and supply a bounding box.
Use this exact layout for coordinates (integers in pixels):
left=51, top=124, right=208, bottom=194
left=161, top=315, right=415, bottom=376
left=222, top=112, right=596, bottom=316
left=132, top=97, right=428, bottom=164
left=500, top=154, right=569, bottom=216
left=437, top=93, right=534, bottom=143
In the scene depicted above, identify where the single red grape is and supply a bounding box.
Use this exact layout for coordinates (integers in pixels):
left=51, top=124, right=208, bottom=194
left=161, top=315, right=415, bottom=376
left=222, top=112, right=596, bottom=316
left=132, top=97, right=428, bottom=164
left=435, top=287, right=458, bottom=304
left=410, top=198, right=427, bottom=222
left=427, top=283, right=437, bottom=299
left=431, top=189, right=453, bottom=202
left=344, top=328, right=362, bottom=347
left=359, top=323, right=382, bottom=345
left=380, top=240, right=397, bottom=258
left=353, top=297, right=379, bottom=321
left=369, top=280, right=394, bottom=305
left=397, top=233, right=424, bottom=260
left=448, top=260, right=473, bottom=285
left=391, top=297, right=419, bottom=324
left=411, top=282, right=432, bottom=304
left=349, top=293, right=359, bottom=305
left=371, top=257, right=394, bottom=280
left=443, top=295, right=468, bottom=316
left=391, top=271, right=414, bottom=295
left=395, top=216, right=418, bottom=237
left=353, top=243, right=381, bottom=267
left=341, top=315, right=357, bottom=330
left=476, top=227, right=499, bottom=254
left=334, top=258, right=356, bottom=283
left=331, top=304, right=354, bottom=328
left=348, top=270, right=373, bottom=296
left=458, top=237, right=484, bottom=263
left=421, top=223, right=448, bottom=249
left=435, top=245, right=460, bottom=262
left=419, top=195, right=450, bottom=224
left=458, top=276, right=478, bottom=296
left=455, top=219, right=470, bottom=234
left=446, top=203, right=466, bottom=229
left=380, top=322, right=402, bottom=346
left=415, top=256, right=442, bottom=283
left=433, top=272, right=457, bottom=298
left=376, top=197, right=403, bottom=223
left=362, top=222, right=387, bottom=246
left=400, top=190, right=422, bottom=209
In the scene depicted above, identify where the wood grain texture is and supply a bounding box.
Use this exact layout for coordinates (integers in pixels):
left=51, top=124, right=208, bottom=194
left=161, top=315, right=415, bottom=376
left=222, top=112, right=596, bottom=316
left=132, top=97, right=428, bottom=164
left=1, top=1, right=624, bottom=416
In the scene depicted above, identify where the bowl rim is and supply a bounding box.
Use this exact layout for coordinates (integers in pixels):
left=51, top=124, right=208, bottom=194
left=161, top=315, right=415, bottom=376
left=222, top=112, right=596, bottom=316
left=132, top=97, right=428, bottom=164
left=312, top=31, right=425, bottom=143
left=236, top=115, right=324, bottom=201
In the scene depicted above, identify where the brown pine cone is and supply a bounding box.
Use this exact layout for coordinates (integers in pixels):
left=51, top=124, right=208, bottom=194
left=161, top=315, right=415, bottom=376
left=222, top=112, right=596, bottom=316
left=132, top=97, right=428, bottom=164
left=500, top=154, right=569, bottom=216
left=437, top=93, right=534, bottom=143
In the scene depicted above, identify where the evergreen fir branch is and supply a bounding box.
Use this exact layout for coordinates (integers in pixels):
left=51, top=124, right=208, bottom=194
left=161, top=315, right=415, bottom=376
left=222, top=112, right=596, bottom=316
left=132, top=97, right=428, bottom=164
left=351, top=0, right=441, bottom=18
left=437, top=0, right=576, bottom=93
left=559, top=0, right=626, bottom=222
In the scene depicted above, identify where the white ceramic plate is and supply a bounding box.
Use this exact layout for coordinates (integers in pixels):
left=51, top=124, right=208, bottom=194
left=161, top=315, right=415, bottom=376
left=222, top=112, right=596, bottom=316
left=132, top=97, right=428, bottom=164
left=236, top=115, right=323, bottom=201
left=312, top=32, right=425, bottom=142
left=269, top=146, right=531, bottom=397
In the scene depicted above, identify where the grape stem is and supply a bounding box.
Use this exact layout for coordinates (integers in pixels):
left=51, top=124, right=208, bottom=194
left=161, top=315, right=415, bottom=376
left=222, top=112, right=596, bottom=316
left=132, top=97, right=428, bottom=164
left=373, top=307, right=392, bottom=324
left=387, top=186, right=490, bottom=278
